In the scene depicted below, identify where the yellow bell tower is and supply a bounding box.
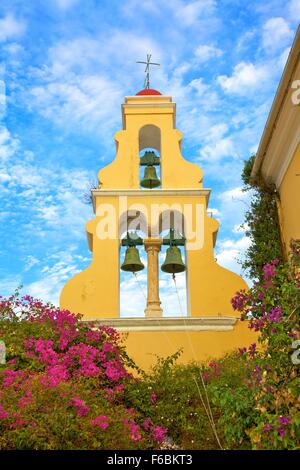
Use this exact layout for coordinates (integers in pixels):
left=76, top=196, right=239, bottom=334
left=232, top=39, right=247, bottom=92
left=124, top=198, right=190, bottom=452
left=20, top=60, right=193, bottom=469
left=60, top=87, right=257, bottom=368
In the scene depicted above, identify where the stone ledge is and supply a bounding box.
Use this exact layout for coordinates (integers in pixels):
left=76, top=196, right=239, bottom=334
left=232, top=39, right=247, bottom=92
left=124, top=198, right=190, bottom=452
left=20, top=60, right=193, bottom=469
left=83, top=316, right=238, bottom=332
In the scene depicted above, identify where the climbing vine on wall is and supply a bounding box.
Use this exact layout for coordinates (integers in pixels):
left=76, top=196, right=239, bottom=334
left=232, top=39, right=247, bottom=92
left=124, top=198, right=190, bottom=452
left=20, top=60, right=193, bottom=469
left=240, top=155, right=284, bottom=280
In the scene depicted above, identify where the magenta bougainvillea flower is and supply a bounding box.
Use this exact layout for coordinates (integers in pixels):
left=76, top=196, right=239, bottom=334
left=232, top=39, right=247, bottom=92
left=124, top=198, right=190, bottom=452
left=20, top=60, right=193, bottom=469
left=91, top=415, right=109, bottom=430
left=70, top=397, right=89, bottom=417
left=0, top=294, right=169, bottom=448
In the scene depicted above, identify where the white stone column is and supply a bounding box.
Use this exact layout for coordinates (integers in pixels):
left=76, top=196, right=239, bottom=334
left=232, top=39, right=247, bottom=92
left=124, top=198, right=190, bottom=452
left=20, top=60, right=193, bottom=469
left=144, top=238, right=163, bottom=318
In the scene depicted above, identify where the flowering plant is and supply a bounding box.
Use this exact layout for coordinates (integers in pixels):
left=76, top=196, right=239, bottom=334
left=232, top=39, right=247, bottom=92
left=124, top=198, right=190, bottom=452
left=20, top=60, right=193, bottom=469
left=0, top=294, right=167, bottom=449
left=229, top=240, right=300, bottom=449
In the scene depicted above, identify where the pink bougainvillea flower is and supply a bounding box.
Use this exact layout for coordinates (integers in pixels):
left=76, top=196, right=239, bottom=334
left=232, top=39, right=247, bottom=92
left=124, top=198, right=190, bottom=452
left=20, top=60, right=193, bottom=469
left=40, top=364, right=69, bottom=388
left=248, top=343, right=256, bottom=357
left=151, top=425, right=168, bottom=443
left=91, top=415, right=109, bottom=430
left=142, top=418, right=153, bottom=431
left=263, top=424, right=272, bottom=433
left=0, top=403, right=9, bottom=420
left=104, top=359, right=126, bottom=382
left=263, top=260, right=278, bottom=280
left=277, top=416, right=291, bottom=425
left=70, top=397, right=89, bottom=417
left=268, top=306, right=282, bottom=323
left=2, top=369, right=27, bottom=388
left=277, top=426, right=286, bottom=438
left=231, top=290, right=247, bottom=311
left=128, top=419, right=143, bottom=442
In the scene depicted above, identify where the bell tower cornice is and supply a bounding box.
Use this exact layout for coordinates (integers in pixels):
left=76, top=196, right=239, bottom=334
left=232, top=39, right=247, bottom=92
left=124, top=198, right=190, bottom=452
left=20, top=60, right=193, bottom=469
left=122, top=94, right=176, bottom=130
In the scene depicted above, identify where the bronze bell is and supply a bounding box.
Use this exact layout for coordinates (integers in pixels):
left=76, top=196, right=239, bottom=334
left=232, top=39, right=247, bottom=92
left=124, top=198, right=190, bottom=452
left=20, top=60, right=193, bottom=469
left=121, top=246, right=145, bottom=272
left=140, top=165, right=161, bottom=189
left=161, top=246, right=186, bottom=274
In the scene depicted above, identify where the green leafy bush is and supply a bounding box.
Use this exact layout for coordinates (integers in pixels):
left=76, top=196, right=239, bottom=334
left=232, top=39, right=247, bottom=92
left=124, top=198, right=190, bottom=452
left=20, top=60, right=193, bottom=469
left=240, top=155, right=284, bottom=280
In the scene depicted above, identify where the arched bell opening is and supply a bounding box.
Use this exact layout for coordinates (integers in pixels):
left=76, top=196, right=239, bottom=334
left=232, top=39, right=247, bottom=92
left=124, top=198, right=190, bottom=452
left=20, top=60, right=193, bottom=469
left=139, top=125, right=161, bottom=189
left=119, top=211, right=148, bottom=318
left=158, top=210, right=188, bottom=317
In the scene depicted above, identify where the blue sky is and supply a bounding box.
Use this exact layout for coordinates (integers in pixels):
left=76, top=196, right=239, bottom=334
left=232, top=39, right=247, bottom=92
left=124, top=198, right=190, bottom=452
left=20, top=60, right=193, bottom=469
left=0, top=0, right=299, bottom=315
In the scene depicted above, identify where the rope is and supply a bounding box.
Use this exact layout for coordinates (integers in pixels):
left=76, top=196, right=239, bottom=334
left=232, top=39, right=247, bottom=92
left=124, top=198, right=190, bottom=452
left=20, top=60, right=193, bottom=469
left=172, top=273, right=185, bottom=316
left=133, top=272, right=147, bottom=301
left=172, top=272, right=223, bottom=450
left=134, top=269, right=223, bottom=449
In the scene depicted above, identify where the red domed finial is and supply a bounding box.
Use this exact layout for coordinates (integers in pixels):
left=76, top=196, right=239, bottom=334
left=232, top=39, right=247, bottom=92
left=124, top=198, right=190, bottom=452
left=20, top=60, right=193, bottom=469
left=136, top=89, right=162, bottom=96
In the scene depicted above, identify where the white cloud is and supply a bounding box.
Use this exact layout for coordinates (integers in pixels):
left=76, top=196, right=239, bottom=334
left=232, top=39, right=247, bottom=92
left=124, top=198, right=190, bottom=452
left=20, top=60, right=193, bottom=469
left=24, top=255, right=39, bottom=272
left=120, top=272, right=147, bottom=317
left=159, top=263, right=187, bottom=317
left=200, top=136, right=235, bottom=161
left=216, top=235, right=251, bottom=275
left=21, top=251, right=91, bottom=306
left=46, top=33, right=162, bottom=79
left=0, top=14, right=25, bottom=42
left=217, top=61, right=270, bottom=95
left=0, top=172, right=10, bottom=183
left=189, top=77, right=210, bottom=96
left=289, top=0, right=300, bottom=21
left=187, top=78, right=219, bottom=109
left=198, top=123, right=235, bottom=161
left=220, top=187, right=246, bottom=203
left=0, top=275, right=23, bottom=297
left=25, top=32, right=163, bottom=136
left=3, top=42, right=24, bottom=55
left=207, top=207, right=221, bottom=219
left=26, top=261, right=80, bottom=305
left=29, top=76, right=122, bottom=133
left=0, top=126, right=19, bottom=161
left=207, top=123, right=229, bottom=140
left=175, top=0, right=216, bottom=26
left=219, top=237, right=251, bottom=251
left=46, top=37, right=103, bottom=76
left=0, top=135, right=93, bottom=248
left=262, top=17, right=293, bottom=52
left=236, top=30, right=256, bottom=52
left=194, top=44, right=223, bottom=62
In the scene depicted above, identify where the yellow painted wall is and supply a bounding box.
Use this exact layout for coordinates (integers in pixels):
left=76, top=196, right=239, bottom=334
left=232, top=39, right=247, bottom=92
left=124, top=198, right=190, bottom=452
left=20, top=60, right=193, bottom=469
left=99, top=95, right=202, bottom=190
left=279, top=142, right=300, bottom=252
left=60, top=193, right=247, bottom=318
left=60, top=91, right=250, bottom=367
left=122, top=320, right=258, bottom=371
